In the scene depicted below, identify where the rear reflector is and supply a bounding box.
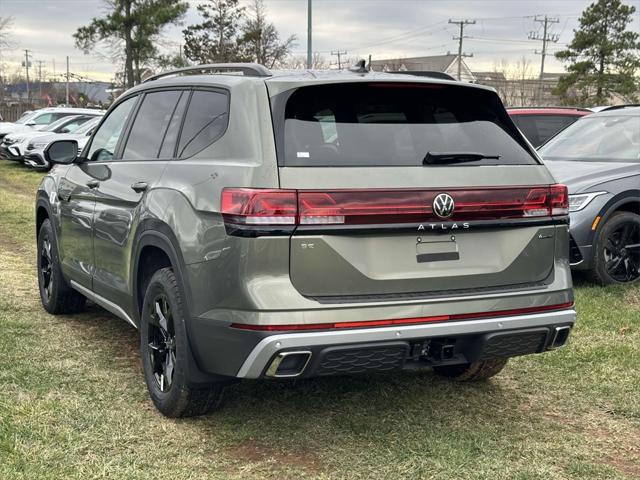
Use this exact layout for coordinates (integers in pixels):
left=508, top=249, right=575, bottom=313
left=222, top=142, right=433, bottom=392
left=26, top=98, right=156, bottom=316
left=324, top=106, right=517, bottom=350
left=230, top=301, right=575, bottom=331
left=221, top=185, right=569, bottom=227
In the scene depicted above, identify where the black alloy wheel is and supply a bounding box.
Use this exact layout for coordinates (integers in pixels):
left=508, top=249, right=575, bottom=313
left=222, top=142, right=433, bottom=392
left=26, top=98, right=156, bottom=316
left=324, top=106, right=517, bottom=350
left=591, top=212, right=640, bottom=285
left=602, top=220, right=640, bottom=283
left=140, top=267, right=227, bottom=417
left=36, top=218, right=86, bottom=314
left=147, top=293, right=177, bottom=393
left=39, top=236, right=54, bottom=302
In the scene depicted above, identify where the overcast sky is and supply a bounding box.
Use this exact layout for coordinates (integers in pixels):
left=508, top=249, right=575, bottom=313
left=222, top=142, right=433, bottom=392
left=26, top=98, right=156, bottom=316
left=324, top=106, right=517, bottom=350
left=1, top=0, right=639, bottom=82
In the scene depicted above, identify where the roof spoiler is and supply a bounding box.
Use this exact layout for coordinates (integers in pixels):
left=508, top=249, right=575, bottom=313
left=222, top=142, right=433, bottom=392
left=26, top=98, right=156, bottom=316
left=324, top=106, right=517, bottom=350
left=143, top=63, right=272, bottom=83
left=389, top=70, right=456, bottom=81
left=597, top=104, right=640, bottom=112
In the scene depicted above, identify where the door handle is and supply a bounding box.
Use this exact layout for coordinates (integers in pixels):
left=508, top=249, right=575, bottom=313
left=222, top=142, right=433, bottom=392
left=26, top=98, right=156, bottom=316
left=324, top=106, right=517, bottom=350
left=131, top=181, right=148, bottom=193
left=86, top=180, right=100, bottom=189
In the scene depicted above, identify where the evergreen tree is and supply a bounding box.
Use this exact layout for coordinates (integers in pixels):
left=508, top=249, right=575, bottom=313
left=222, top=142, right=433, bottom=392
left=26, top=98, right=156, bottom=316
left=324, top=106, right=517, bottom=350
left=74, top=0, right=188, bottom=88
left=183, top=0, right=247, bottom=64
left=555, top=0, right=640, bottom=104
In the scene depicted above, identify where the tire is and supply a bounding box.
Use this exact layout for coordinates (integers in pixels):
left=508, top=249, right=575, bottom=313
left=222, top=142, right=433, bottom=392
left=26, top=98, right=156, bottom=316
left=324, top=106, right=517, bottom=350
left=140, top=267, right=225, bottom=418
left=37, top=218, right=86, bottom=314
left=433, top=358, right=509, bottom=381
left=589, top=211, right=640, bottom=285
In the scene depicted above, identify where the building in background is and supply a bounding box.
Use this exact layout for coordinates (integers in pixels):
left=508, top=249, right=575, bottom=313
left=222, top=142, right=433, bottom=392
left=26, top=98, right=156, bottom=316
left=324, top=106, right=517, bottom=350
left=370, top=54, right=476, bottom=83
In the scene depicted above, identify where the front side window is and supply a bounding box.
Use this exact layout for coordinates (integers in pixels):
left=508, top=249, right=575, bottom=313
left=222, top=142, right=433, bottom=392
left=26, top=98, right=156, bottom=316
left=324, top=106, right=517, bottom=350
left=540, top=115, right=640, bottom=162
left=277, top=83, right=536, bottom=167
left=177, top=90, right=229, bottom=158
left=122, top=90, right=183, bottom=160
left=87, top=96, right=137, bottom=162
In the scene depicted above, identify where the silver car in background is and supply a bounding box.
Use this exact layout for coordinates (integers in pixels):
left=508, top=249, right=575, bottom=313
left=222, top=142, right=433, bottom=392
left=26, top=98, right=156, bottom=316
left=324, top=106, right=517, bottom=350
left=1, top=114, right=101, bottom=163
left=541, top=106, right=640, bottom=284
left=0, top=107, right=105, bottom=140
left=24, top=116, right=103, bottom=170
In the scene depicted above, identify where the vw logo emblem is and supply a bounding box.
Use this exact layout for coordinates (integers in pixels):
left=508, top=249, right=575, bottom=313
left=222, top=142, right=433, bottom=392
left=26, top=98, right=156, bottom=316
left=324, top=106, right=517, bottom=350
left=433, top=193, right=455, bottom=219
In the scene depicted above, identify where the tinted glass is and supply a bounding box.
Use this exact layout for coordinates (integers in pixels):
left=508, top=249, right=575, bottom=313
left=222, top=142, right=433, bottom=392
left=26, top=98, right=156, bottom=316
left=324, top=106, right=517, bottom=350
left=159, top=92, right=189, bottom=158
left=87, top=96, right=137, bottom=162
left=540, top=115, right=640, bottom=162
left=279, top=83, right=536, bottom=167
left=123, top=90, right=182, bottom=160
left=512, top=114, right=580, bottom=147
left=177, top=90, right=229, bottom=158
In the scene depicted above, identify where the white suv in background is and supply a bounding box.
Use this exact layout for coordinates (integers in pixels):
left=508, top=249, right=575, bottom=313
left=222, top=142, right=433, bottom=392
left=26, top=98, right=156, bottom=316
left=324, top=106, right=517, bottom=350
left=0, top=107, right=105, bottom=141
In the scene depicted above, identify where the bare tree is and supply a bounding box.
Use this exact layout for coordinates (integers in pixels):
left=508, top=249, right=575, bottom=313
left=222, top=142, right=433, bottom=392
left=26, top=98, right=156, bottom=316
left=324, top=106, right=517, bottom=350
left=241, top=0, right=296, bottom=68
left=281, top=52, right=329, bottom=69
left=0, top=16, right=12, bottom=49
left=492, top=56, right=535, bottom=106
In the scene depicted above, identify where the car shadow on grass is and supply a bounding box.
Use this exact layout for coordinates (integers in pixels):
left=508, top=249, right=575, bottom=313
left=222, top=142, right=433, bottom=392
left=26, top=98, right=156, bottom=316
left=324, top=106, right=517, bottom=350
left=62, top=301, right=521, bottom=442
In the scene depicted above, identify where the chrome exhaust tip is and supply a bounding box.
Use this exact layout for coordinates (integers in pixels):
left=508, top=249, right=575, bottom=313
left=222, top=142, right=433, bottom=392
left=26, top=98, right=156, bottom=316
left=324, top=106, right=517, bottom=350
left=549, top=326, right=571, bottom=349
left=265, top=351, right=312, bottom=378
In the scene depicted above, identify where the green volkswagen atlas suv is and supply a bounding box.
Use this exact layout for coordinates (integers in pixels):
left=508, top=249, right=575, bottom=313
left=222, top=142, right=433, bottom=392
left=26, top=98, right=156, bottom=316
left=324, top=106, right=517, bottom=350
left=36, top=63, right=575, bottom=417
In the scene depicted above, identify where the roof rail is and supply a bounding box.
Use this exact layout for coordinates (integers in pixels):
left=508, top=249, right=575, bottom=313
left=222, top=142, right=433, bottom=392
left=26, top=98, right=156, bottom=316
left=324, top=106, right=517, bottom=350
left=143, top=63, right=272, bottom=83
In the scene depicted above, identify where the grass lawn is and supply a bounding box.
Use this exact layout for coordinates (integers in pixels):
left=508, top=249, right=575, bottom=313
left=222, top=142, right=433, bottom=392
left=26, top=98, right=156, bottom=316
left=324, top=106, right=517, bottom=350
left=0, top=160, right=638, bottom=479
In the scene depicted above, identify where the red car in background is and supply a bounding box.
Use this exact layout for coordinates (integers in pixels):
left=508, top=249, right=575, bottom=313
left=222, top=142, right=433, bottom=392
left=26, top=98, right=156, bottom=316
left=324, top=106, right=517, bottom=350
left=508, top=107, right=592, bottom=148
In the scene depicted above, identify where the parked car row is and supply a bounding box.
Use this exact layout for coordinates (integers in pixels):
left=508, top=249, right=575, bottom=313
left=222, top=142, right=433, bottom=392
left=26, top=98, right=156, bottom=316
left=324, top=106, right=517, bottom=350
left=0, top=107, right=104, bottom=170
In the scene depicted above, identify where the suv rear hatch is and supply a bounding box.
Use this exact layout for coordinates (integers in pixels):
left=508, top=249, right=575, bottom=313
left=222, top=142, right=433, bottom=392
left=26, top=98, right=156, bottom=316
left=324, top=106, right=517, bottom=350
left=260, top=81, right=567, bottom=299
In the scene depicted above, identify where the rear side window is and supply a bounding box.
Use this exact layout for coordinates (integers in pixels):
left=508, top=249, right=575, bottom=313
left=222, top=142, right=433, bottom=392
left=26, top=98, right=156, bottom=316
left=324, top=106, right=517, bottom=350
left=512, top=114, right=580, bottom=147
left=275, top=83, right=537, bottom=167
left=123, top=90, right=183, bottom=160
left=177, top=90, right=229, bottom=158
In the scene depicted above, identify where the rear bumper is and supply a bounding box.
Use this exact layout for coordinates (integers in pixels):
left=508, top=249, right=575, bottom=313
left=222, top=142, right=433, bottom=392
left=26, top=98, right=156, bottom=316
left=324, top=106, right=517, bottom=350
left=191, top=308, right=576, bottom=379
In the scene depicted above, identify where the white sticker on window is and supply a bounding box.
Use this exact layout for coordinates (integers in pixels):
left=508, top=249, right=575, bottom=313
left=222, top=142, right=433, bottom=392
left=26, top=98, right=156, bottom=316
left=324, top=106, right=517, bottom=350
left=297, top=151, right=310, bottom=158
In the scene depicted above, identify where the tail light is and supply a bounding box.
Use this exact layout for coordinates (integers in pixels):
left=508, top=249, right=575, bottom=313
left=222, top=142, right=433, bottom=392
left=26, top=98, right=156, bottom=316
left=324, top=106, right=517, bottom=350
left=221, top=188, right=297, bottom=225
left=221, top=184, right=569, bottom=230
left=548, top=184, right=570, bottom=216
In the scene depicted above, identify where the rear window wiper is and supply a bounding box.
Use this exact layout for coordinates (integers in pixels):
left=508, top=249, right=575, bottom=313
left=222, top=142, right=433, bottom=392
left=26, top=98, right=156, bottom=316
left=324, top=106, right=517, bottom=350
left=422, top=151, right=502, bottom=165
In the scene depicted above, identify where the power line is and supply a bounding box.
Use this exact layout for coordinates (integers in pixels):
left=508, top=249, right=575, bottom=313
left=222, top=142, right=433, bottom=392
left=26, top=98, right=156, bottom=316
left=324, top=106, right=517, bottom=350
left=448, top=19, right=475, bottom=81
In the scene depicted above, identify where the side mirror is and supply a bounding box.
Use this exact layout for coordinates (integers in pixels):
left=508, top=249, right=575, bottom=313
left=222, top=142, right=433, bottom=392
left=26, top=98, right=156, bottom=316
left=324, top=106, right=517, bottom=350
left=60, top=127, right=71, bottom=134
left=25, top=121, right=36, bottom=127
left=44, top=140, right=79, bottom=165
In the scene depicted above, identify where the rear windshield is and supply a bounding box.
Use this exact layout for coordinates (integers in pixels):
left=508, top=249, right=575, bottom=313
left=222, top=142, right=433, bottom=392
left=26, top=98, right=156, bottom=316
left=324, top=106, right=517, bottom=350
left=274, top=82, right=537, bottom=167
left=511, top=114, right=581, bottom=148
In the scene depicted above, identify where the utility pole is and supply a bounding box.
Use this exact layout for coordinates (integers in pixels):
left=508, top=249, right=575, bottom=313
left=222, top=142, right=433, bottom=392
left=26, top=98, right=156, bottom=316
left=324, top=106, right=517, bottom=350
left=529, top=15, right=559, bottom=102
left=37, top=60, right=45, bottom=101
left=331, top=50, right=347, bottom=69
left=66, top=56, right=70, bottom=106
left=448, top=19, right=475, bottom=81
left=306, top=0, right=312, bottom=69
left=23, top=50, right=31, bottom=103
